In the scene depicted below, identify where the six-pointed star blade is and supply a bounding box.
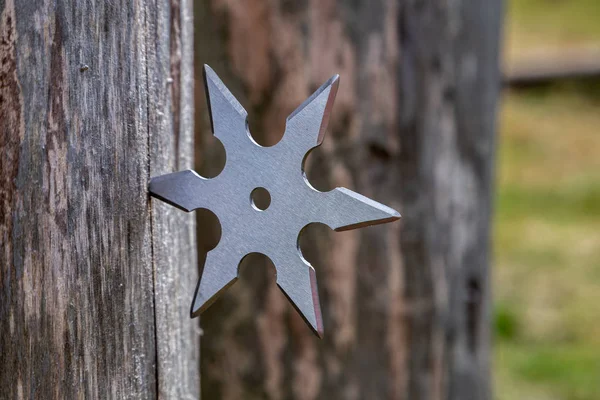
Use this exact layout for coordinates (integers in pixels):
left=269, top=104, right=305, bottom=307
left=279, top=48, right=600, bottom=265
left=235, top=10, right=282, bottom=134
left=149, top=65, right=400, bottom=337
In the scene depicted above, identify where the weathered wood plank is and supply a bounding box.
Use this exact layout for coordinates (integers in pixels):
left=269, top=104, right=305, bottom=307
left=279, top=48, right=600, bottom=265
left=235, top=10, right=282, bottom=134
left=0, top=0, right=198, bottom=398
left=149, top=0, right=200, bottom=398
left=194, top=0, right=501, bottom=399
left=398, top=2, right=501, bottom=399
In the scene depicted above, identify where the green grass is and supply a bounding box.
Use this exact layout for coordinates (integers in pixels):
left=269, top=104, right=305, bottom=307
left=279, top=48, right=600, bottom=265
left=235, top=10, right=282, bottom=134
left=496, top=342, right=600, bottom=400
left=495, top=3, right=600, bottom=396
left=507, top=0, right=600, bottom=57
left=497, top=184, right=600, bottom=222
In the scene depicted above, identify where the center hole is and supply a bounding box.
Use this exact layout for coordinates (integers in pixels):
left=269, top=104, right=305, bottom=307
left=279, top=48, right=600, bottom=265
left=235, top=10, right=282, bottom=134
left=250, top=187, right=271, bottom=211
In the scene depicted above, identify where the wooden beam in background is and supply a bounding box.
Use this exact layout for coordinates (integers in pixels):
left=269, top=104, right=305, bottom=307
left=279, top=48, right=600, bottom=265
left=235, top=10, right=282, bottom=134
left=504, top=48, right=600, bottom=86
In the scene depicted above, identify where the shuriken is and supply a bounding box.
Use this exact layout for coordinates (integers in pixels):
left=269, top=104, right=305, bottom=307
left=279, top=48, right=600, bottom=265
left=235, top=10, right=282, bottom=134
left=149, top=65, right=400, bottom=337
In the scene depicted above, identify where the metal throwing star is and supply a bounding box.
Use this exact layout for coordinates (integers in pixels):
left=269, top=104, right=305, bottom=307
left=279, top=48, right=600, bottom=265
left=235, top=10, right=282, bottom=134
left=149, top=65, right=400, bottom=337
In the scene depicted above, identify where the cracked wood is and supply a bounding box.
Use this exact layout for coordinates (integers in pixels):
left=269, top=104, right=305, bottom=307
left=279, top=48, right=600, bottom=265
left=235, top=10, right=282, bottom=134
left=0, top=0, right=198, bottom=398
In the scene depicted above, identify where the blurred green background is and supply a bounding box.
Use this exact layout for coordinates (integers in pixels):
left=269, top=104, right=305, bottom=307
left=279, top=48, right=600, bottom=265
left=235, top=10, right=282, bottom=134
left=495, top=1, right=600, bottom=399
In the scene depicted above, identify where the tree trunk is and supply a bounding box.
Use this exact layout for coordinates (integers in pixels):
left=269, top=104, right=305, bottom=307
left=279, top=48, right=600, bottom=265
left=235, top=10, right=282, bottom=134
left=0, top=0, right=198, bottom=398
left=195, top=1, right=501, bottom=399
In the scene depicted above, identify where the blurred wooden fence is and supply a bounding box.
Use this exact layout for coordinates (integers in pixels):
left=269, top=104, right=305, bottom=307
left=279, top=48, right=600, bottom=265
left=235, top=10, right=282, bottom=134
left=505, top=48, right=600, bottom=86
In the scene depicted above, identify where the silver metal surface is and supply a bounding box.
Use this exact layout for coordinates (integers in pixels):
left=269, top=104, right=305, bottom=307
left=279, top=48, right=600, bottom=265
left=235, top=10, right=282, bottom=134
left=150, top=65, right=400, bottom=337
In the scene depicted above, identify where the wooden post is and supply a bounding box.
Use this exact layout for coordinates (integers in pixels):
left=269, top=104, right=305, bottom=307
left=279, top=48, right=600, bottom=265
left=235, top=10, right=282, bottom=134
left=195, top=1, right=502, bottom=399
left=0, top=0, right=199, bottom=398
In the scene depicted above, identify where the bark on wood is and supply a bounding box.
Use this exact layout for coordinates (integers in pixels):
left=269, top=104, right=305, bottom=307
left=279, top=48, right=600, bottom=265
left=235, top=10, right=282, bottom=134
left=0, top=0, right=198, bottom=398
left=194, top=0, right=501, bottom=399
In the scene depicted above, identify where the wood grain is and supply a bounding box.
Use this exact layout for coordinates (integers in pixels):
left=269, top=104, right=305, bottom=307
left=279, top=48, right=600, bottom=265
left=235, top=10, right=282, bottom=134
left=0, top=0, right=198, bottom=398
left=194, top=0, right=501, bottom=399
left=149, top=0, right=200, bottom=398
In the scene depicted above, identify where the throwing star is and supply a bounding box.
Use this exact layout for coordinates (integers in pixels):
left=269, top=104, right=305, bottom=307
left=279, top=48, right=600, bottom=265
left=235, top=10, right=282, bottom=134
left=149, top=65, right=400, bottom=337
